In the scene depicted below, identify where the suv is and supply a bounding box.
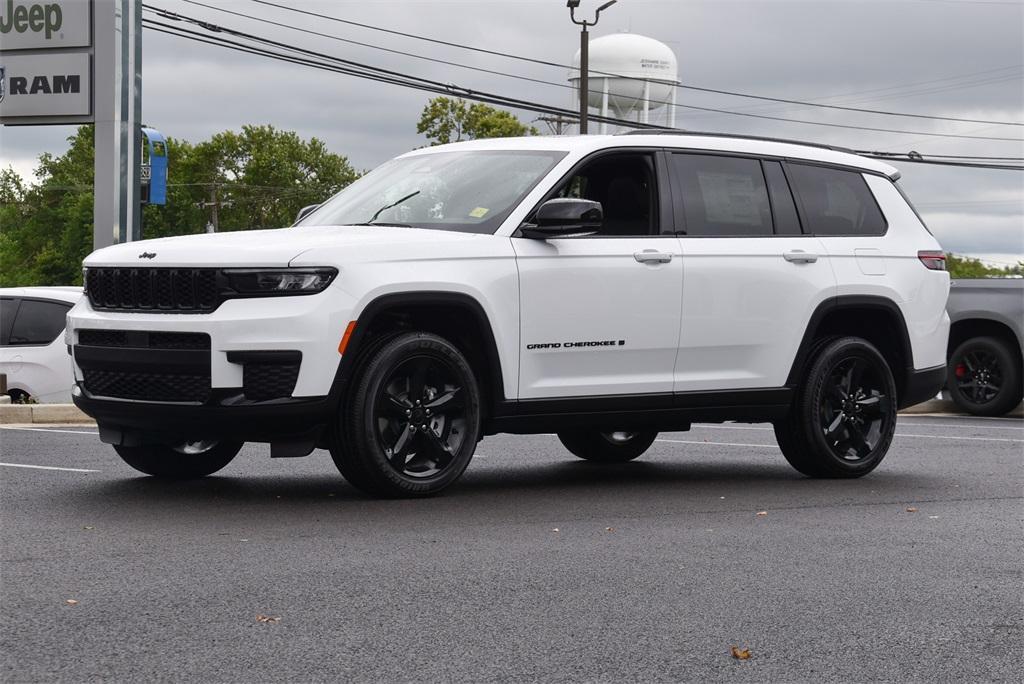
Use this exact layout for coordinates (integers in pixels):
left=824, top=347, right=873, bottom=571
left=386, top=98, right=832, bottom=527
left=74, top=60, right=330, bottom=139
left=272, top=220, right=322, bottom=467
left=67, top=133, right=950, bottom=497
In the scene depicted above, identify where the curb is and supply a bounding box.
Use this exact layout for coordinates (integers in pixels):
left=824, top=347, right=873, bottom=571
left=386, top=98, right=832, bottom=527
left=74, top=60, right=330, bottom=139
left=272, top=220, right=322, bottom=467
left=0, top=404, right=97, bottom=425
left=2, top=400, right=1021, bottom=426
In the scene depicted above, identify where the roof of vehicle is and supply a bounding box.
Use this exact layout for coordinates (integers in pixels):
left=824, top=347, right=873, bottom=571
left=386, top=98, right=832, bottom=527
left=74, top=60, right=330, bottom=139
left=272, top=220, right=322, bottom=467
left=0, top=286, right=83, bottom=304
left=406, top=132, right=900, bottom=179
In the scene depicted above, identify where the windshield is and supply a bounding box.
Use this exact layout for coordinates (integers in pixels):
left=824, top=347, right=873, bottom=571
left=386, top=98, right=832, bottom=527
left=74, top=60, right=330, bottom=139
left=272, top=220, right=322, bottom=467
left=298, top=150, right=567, bottom=234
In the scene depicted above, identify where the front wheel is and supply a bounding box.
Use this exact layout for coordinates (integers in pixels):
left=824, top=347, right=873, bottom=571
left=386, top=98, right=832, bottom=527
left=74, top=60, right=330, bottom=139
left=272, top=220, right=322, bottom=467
left=557, top=430, right=658, bottom=463
left=114, top=440, right=242, bottom=479
left=330, top=332, right=481, bottom=498
left=775, top=336, right=897, bottom=478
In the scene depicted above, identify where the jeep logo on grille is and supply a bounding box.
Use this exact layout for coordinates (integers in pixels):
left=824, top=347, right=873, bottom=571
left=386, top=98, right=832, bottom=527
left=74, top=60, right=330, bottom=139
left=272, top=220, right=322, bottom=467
left=138, top=252, right=156, bottom=259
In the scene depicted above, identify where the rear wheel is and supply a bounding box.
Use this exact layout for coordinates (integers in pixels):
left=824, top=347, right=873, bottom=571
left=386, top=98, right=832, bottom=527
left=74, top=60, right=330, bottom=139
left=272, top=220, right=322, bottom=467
left=330, top=332, right=481, bottom=497
left=557, top=430, right=658, bottom=463
left=775, top=336, right=897, bottom=478
left=947, top=336, right=1022, bottom=417
left=114, top=440, right=242, bottom=479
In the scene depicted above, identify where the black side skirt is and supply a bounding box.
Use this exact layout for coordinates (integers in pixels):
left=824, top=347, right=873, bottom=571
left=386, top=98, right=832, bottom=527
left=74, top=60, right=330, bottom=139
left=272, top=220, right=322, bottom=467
left=485, top=388, right=792, bottom=435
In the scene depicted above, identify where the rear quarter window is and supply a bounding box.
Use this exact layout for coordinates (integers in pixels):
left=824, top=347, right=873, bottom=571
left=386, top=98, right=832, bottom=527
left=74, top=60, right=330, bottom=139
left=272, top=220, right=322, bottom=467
left=787, top=163, right=887, bottom=237
left=8, top=299, right=71, bottom=346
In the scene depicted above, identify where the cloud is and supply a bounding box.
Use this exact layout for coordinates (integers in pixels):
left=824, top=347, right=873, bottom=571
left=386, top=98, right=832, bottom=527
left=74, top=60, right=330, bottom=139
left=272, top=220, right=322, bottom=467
left=2, top=0, right=1020, bottom=256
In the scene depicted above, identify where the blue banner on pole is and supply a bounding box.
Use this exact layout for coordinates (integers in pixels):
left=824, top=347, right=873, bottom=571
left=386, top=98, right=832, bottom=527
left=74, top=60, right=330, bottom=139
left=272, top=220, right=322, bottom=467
left=141, top=127, right=168, bottom=205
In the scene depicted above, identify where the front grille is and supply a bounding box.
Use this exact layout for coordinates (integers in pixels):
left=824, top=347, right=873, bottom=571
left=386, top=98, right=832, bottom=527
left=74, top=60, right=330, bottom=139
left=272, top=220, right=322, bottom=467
left=243, top=363, right=300, bottom=401
left=78, top=329, right=211, bottom=350
left=86, top=268, right=221, bottom=313
left=82, top=369, right=211, bottom=403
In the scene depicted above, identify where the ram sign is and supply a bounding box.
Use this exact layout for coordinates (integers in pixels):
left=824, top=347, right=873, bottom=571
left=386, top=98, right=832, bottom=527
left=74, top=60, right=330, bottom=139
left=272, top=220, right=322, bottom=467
left=0, top=51, right=90, bottom=117
left=0, top=0, right=93, bottom=124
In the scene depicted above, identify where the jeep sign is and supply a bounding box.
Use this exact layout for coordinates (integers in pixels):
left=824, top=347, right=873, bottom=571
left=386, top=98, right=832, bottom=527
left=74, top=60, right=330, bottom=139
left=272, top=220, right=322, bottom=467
left=0, top=0, right=91, bottom=50
left=0, top=51, right=91, bottom=118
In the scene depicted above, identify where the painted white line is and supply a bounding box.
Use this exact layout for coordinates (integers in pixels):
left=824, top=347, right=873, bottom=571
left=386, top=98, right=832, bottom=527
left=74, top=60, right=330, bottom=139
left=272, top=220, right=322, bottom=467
left=656, top=439, right=776, bottom=449
left=0, top=462, right=99, bottom=473
left=0, top=427, right=98, bottom=435
left=898, top=421, right=1024, bottom=431
left=894, top=432, right=1023, bottom=443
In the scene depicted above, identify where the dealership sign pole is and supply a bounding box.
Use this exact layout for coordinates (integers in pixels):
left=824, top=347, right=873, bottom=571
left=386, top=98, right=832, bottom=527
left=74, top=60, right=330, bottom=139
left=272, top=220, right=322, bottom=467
left=0, top=0, right=142, bottom=248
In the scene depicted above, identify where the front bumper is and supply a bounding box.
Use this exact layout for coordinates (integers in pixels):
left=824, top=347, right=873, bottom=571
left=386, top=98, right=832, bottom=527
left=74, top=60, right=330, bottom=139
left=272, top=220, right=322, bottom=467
left=72, top=384, right=333, bottom=446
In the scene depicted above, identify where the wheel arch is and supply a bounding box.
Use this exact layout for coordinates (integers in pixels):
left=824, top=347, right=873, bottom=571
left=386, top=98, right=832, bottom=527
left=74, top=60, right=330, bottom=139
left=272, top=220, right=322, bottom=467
left=787, top=296, right=914, bottom=403
left=948, top=317, right=1022, bottom=365
left=328, top=291, right=507, bottom=417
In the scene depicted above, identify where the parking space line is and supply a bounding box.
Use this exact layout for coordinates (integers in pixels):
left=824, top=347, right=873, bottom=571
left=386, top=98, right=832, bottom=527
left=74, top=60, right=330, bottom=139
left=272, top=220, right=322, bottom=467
left=895, top=433, right=1023, bottom=443
left=0, top=427, right=98, bottom=435
left=0, top=462, right=99, bottom=473
left=897, top=421, right=1024, bottom=431
left=687, top=424, right=1024, bottom=442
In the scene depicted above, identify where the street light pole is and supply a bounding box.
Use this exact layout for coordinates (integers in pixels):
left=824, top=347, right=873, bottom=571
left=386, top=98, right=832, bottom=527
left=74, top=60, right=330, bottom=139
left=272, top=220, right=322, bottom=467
left=568, top=0, right=617, bottom=135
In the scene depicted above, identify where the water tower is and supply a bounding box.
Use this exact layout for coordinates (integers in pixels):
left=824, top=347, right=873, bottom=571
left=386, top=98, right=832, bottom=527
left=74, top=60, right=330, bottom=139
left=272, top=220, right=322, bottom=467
left=569, top=33, right=679, bottom=133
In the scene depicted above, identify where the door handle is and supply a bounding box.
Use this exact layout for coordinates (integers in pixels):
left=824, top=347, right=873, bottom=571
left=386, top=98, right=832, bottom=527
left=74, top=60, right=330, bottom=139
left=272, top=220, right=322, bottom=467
left=783, top=250, right=818, bottom=264
left=634, top=250, right=673, bottom=264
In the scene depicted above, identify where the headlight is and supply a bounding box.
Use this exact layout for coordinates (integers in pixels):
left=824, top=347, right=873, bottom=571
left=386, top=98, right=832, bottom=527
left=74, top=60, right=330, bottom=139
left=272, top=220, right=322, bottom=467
left=223, top=268, right=338, bottom=296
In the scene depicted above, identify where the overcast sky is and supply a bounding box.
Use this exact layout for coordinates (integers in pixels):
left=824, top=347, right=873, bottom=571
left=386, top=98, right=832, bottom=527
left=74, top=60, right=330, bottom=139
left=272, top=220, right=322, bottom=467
left=2, top=0, right=1022, bottom=262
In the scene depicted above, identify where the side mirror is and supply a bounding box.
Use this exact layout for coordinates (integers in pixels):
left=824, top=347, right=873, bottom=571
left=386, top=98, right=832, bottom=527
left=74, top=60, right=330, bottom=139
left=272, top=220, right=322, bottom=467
left=294, top=204, right=320, bottom=224
left=520, top=198, right=602, bottom=239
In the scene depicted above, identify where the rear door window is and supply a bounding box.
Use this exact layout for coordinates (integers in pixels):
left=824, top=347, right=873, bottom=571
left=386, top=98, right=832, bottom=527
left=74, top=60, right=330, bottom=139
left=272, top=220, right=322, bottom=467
left=8, top=299, right=71, bottom=346
left=669, top=154, right=773, bottom=236
left=787, top=163, right=887, bottom=236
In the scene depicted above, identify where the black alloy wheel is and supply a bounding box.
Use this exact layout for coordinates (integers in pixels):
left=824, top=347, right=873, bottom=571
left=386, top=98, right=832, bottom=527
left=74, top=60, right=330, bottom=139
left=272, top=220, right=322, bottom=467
left=947, top=336, right=1022, bottom=416
left=330, top=332, right=481, bottom=497
left=775, top=336, right=897, bottom=478
left=819, top=355, right=894, bottom=463
left=375, top=355, right=469, bottom=478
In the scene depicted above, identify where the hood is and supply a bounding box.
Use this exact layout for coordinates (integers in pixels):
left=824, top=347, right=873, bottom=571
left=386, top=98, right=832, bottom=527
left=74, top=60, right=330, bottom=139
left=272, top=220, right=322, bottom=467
left=83, top=225, right=479, bottom=267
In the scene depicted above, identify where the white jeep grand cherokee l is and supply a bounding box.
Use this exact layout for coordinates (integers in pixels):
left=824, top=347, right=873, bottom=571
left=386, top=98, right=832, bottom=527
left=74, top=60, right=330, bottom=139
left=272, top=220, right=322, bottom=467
left=67, top=132, right=950, bottom=497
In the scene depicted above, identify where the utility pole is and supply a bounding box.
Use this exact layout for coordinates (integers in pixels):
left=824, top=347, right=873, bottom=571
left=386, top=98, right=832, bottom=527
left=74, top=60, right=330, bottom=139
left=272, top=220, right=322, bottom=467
left=201, top=182, right=222, bottom=233
left=536, top=114, right=575, bottom=135
left=567, top=0, right=617, bottom=135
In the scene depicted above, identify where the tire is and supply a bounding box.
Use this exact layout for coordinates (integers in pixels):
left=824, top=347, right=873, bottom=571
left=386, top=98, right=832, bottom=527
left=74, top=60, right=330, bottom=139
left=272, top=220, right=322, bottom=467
left=330, top=332, right=481, bottom=498
left=947, top=336, right=1022, bottom=417
left=775, top=336, right=897, bottom=478
left=114, top=440, right=242, bottom=479
left=557, top=430, right=658, bottom=463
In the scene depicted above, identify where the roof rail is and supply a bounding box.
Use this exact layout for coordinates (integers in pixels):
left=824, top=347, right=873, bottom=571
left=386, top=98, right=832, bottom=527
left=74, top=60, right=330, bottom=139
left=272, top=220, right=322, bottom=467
left=618, top=129, right=856, bottom=155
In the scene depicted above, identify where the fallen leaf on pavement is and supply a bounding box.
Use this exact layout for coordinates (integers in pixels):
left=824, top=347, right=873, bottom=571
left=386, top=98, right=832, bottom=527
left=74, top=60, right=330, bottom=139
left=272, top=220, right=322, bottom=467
left=552, top=528, right=560, bottom=533
left=756, top=511, right=768, bottom=517
left=65, top=599, right=78, bottom=605
left=606, top=527, right=615, bottom=532
left=255, top=614, right=280, bottom=623
left=83, top=526, right=94, bottom=530
left=731, top=646, right=751, bottom=660
left=906, top=507, right=918, bottom=513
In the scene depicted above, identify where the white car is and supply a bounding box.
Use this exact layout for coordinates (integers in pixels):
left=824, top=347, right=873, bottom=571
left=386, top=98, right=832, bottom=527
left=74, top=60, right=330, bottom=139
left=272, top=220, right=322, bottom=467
left=67, top=132, right=950, bottom=496
left=1, top=287, right=82, bottom=403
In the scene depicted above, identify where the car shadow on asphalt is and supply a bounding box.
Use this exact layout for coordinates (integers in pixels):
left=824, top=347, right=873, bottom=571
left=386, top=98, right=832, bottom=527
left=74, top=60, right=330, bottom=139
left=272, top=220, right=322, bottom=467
left=61, top=457, right=935, bottom=517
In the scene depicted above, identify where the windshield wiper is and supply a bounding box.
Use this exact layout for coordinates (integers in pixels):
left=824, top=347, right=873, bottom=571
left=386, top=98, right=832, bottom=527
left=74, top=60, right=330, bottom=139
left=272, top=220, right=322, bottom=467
left=349, top=221, right=413, bottom=228
left=362, top=190, right=420, bottom=224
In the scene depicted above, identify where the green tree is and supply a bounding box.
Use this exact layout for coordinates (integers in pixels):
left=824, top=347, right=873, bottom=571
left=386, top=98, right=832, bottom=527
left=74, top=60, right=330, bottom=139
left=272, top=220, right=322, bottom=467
left=0, top=125, right=358, bottom=287
left=946, top=253, right=1024, bottom=279
left=416, top=97, right=539, bottom=146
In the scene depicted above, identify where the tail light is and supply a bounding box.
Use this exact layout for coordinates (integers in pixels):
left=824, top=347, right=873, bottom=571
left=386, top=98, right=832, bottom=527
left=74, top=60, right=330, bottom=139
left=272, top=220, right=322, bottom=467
left=917, top=251, right=946, bottom=271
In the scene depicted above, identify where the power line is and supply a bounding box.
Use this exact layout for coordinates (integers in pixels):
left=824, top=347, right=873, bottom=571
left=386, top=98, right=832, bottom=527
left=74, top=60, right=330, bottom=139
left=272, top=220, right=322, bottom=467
left=232, top=0, right=1024, bottom=128
left=143, top=20, right=1024, bottom=171
left=147, top=4, right=1024, bottom=144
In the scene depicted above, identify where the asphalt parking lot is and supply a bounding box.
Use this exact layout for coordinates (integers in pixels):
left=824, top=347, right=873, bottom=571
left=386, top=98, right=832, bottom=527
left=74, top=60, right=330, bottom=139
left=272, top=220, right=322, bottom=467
left=1, top=415, right=1021, bottom=682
